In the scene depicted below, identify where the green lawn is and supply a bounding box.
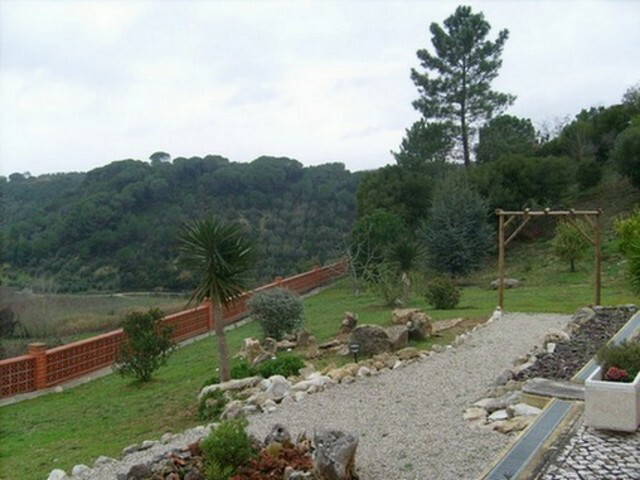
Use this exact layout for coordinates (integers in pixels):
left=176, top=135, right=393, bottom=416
left=1, top=266, right=637, bottom=480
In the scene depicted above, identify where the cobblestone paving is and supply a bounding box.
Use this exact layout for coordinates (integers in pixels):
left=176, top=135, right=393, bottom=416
left=540, top=422, right=640, bottom=480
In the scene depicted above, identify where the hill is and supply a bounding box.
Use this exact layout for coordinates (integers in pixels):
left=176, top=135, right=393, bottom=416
left=1, top=156, right=362, bottom=292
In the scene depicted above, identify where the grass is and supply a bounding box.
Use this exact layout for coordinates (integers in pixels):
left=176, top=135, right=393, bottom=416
left=0, top=250, right=637, bottom=480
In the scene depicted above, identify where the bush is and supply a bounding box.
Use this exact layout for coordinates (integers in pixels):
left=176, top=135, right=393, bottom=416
left=201, top=418, right=256, bottom=478
left=248, top=288, right=304, bottom=340
left=612, top=120, right=640, bottom=189
left=363, top=261, right=404, bottom=306
left=198, top=389, right=228, bottom=421
left=257, top=353, right=305, bottom=378
left=424, top=277, right=460, bottom=309
left=576, top=158, right=602, bottom=189
left=201, top=359, right=258, bottom=388
left=615, top=210, right=640, bottom=292
left=116, top=308, right=175, bottom=382
left=597, top=341, right=640, bottom=382
left=552, top=220, right=590, bottom=272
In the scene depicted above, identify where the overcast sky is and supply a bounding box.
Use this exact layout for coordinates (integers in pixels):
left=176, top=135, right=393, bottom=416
left=1, top=0, right=639, bottom=176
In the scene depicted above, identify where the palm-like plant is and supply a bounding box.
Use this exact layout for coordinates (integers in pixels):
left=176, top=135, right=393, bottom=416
left=179, top=216, right=254, bottom=381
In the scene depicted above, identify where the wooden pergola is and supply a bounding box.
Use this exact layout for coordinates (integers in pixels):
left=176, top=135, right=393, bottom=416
left=496, top=208, right=603, bottom=310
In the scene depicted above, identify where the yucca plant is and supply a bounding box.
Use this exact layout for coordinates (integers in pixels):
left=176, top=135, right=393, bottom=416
left=179, top=216, right=254, bottom=381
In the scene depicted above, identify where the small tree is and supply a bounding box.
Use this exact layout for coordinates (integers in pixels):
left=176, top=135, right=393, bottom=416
left=612, top=118, right=640, bottom=189
left=423, top=171, right=492, bottom=276
left=615, top=209, right=640, bottom=292
left=116, top=308, right=175, bottom=382
left=248, top=288, right=304, bottom=340
left=552, top=221, right=589, bottom=272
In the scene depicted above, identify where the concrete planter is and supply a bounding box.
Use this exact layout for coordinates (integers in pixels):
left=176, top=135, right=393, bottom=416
left=585, top=366, right=640, bottom=432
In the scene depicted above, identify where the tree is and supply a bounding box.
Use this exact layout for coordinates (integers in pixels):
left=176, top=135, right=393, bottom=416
left=392, top=120, right=455, bottom=169
left=179, top=216, right=254, bottom=381
left=423, top=170, right=492, bottom=275
left=476, top=115, right=537, bottom=163
left=611, top=117, right=640, bottom=189
left=411, top=5, right=514, bottom=167
left=552, top=221, right=589, bottom=272
left=149, top=151, right=171, bottom=166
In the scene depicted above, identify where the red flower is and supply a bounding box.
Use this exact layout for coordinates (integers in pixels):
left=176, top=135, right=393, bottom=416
left=604, top=366, right=630, bottom=382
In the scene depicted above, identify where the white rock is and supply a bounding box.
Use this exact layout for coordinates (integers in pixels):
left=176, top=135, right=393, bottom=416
left=160, top=432, right=176, bottom=443
left=199, top=376, right=262, bottom=399
left=392, top=360, right=403, bottom=369
left=357, top=366, right=372, bottom=377
left=121, top=443, right=139, bottom=456
left=47, top=469, right=69, bottom=480
left=221, top=401, right=244, bottom=420
left=241, top=404, right=260, bottom=415
left=292, top=375, right=333, bottom=392
left=546, top=342, right=556, bottom=353
left=507, top=403, right=542, bottom=417
left=265, top=375, right=291, bottom=400
left=71, top=465, right=91, bottom=477
left=306, top=384, right=319, bottom=394
left=463, top=407, right=487, bottom=421
left=342, top=375, right=355, bottom=384
left=293, top=391, right=306, bottom=402
left=54, top=386, right=64, bottom=393
left=189, top=425, right=207, bottom=436
left=488, top=409, right=509, bottom=422
left=544, top=328, right=570, bottom=344
left=140, top=440, right=158, bottom=450
left=263, top=399, right=277, bottom=413
left=93, top=456, right=115, bottom=467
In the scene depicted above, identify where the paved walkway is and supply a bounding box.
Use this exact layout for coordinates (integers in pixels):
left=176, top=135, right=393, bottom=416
left=539, top=421, right=640, bottom=480
left=248, top=313, right=570, bottom=480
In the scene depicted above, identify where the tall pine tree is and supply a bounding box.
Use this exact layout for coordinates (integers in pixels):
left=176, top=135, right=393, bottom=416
left=411, top=6, right=514, bottom=167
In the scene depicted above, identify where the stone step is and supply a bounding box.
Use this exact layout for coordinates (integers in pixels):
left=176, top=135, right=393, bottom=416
left=522, top=377, right=584, bottom=401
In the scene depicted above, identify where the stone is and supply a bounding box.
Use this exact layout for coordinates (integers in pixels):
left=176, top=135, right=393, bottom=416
left=396, top=347, right=420, bottom=361
left=140, top=439, right=158, bottom=450
left=263, top=399, right=277, bottom=413
left=304, top=337, right=320, bottom=359
left=94, top=456, right=116, bottom=467
left=71, top=464, right=91, bottom=477
left=184, top=470, right=205, bottom=480
left=252, top=351, right=275, bottom=366
left=247, top=391, right=270, bottom=406
left=293, top=391, right=306, bottom=402
left=262, top=337, right=277, bottom=355
left=292, top=375, right=333, bottom=392
left=319, top=339, right=341, bottom=350
left=493, top=416, right=534, bottom=434
left=264, top=423, right=291, bottom=445
left=544, top=328, right=570, bottom=345
left=507, top=403, right=542, bottom=417
left=432, top=344, right=446, bottom=353
left=221, top=400, right=244, bottom=419
left=199, top=376, right=262, bottom=399
left=277, top=339, right=297, bottom=351
left=242, top=404, right=260, bottom=415
left=392, top=360, right=403, bottom=369
left=349, top=325, right=392, bottom=355
left=47, top=470, right=69, bottom=480
left=341, top=375, right=355, bottom=384
left=488, top=409, right=509, bottom=421
left=357, top=366, right=371, bottom=377
left=314, top=430, right=359, bottom=480
left=340, top=312, right=358, bottom=334
left=490, top=278, right=521, bottom=289
left=495, top=369, right=514, bottom=386
left=296, top=330, right=313, bottom=348
left=385, top=325, right=409, bottom=351
left=122, top=444, right=140, bottom=456
left=126, top=463, right=152, bottom=480
left=463, top=407, right=487, bottom=421
left=264, top=375, right=291, bottom=401
left=474, top=391, right=520, bottom=413
left=54, top=386, right=64, bottom=393
left=160, top=432, right=176, bottom=443
left=391, top=308, right=432, bottom=341
left=546, top=342, right=557, bottom=353
left=238, top=337, right=263, bottom=363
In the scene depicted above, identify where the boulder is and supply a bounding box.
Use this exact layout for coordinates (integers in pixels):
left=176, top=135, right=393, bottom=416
left=507, top=403, right=542, bottom=417
left=221, top=400, right=244, bottom=419
left=314, top=430, right=359, bottom=480
left=94, top=456, right=116, bottom=467
left=262, top=337, right=278, bottom=355
left=340, top=312, right=358, bottom=334
left=264, top=375, right=291, bottom=401
left=391, top=309, right=432, bottom=341
left=264, top=423, right=292, bottom=446
left=396, top=347, right=420, bottom=361
left=391, top=308, right=419, bottom=325
left=494, top=369, right=514, bottom=386
left=237, top=337, right=263, bottom=363
left=71, top=465, right=91, bottom=477
left=357, top=366, right=371, bottom=377
left=473, top=391, right=520, bottom=413
left=251, top=351, right=274, bottom=366
left=349, top=325, right=392, bottom=355
left=304, top=336, right=320, bottom=359
left=199, top=376, right=262, bottom=399
left=319, top=339, right=341, bottom=350
left=490, top=278, right=520, bottom=290
left=47, top=470, right=69, bottom=480
left=493, top=416, right=534, bottom=434
left=543, top=328, right=570, bottom=345
left=292, top=375, right=333, bottom=392
left=296, top=330, right=313, bottom=348
left=126, top=464, right=152, bottom=480
left=488, top=409, right=509, bottom=422
left=385, top=325, right=409, bottom=351
left=262, top=399, right=277, bottom=413
left=463, top=407, right=487, bottom=421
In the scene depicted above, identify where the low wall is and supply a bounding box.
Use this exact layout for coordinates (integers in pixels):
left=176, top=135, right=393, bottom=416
left=0, top=260, right=347, bottom=398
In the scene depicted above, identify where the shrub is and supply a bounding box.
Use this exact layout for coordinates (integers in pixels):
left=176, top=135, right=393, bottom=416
left=198, top=389, right=228, bottom=421
left=248, top=288, right=304, bottom=340
left=201, top=418, right=256, bottom=478
left=424, top=277, right=460, bottom=310
left=116, top=308, right=175, bottom=382
left=363, top=261, right=404, bottom=306
left=257, top=353, right=305, bottom=378
left=576, top=158, right=602, bottom=189
left=612, top=119, right=640, bottom=189
left=615, top=210, right=640, bottom=292
left=597, top=341, right=640, bottom=382
left=201, top=359, right=258, bottom=388
left=552, top=220, right=590, bottom=272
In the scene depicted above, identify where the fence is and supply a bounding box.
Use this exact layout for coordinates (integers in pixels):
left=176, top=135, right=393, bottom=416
left=0, top=260, right=347, bottom=398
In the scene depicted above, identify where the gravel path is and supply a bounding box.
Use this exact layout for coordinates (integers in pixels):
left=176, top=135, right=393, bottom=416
left=248, top=312, right=570, bottom=480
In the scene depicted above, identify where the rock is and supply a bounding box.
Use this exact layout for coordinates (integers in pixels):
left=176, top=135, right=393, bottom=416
left=252, top=351, right=275, bottom=366
left=544, top=328, right=570, bottom=344
left=237, top=337, right=263, bottom=363
left=94, top=456, right=116, bottom=467
left=292, top=375, right=333, bottom=392
left=493, top=416, right=534, bottom=434
left=241, top=404, right=260, bottom=415
left=263, top=399, right=277, bottom=413
left=432, top=344, right=446, bottom=353
left=385, top=325, right=409, bottom=351
left=348, top=325, right=392, bottom=355
left=247, top=391, right=270, bottom=406
left=391, top=308, right=432, bottom=340
left=314, top=430, right=359, bottom=480
left=199, top=376, right=262, bottom=399
left=293, top=391, right=306, bottom=402
left=264, top=423, right=291, bottom=445
left=140, top=440, right=158, bottom=450
left=490, top=278, right=520, bottom=289
left=495, top=369, right=514, bottom=386
left=296, top=330, right=313, bottom=348
left=391, top=308, right=419, bottom=325
left=396, top=347, right=420, bottom=361
left=262, top=337, right=277, bottom=355
left=340, top=312, right=358, bottom=334
left=474, top=391, right=520, bottom=413
left=341, top=375, right=355, bottom=384
left=357, top=366, right=371, bottom=377
left=507, top=403, right=542, bottom=417
left=160, top=432, right=176, bottom=443
left=546, top=342, right=556, bottom=353
left=488, top=409, right=509, bottom=421
left=122, top=443, right=140, bottom=456
left=299, top=366, right=316, bottom=379
left=47, top=470, right=69, bottom=480
left=392, top=360, right=403, bottom=369
left=221, top=400, right=244, bottom=419
left=264, top=375, right=291, bottom=401
left=284, top=468, right=314, bottom=480
left=126, top=463, right=152, bottom=480
left=571, top=306, right=596, bottom=327
left=463, top=407, right=487, bottom=421
left=54, top=386, right=63, bottom=393
left=319, top=339, right=341, bottom=350
left=184, top=470, right=205, bottom=480
left=277, top=339, right=297, bottom=351
left=304, top=337, right=320, bottom=359
left=71, top=464, right=91, bottom=477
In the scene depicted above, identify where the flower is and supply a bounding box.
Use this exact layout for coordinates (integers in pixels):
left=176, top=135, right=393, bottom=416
left=604, top=366, right=630, bottom=382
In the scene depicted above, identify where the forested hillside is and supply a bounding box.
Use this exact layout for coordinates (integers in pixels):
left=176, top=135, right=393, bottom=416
left=1, top=156, right=362, bottom=292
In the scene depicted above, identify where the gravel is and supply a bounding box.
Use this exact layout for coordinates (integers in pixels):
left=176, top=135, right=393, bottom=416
left=247, top=312, right=570, bottom=480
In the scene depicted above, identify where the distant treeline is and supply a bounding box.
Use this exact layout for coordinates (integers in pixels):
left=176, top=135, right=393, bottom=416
left=1, top=156, right=362, bottom=292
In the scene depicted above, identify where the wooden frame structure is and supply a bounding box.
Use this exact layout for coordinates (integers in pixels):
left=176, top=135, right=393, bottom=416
left=496, top=208, right=603, bottom=310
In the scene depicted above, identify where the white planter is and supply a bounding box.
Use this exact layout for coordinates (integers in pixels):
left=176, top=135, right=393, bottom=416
left=584, top=366, right=640, bottom=432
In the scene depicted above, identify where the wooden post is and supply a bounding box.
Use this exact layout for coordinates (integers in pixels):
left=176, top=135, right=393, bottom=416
left=498, top=213, right=505, bottom=310
left=595, top=212, right=602, bottom=306
left=28, top=343, right=48, bottom=390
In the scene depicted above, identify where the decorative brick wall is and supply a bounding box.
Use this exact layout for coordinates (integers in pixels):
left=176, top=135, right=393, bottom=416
left=0, top=260, right=347, bottom=398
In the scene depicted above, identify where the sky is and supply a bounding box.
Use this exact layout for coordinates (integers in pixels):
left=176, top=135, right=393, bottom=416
left=1, top=0, right=639, bottom=176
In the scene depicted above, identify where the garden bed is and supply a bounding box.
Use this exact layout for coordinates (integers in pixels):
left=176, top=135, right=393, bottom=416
left=515, top=306, right=637, bottom=381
